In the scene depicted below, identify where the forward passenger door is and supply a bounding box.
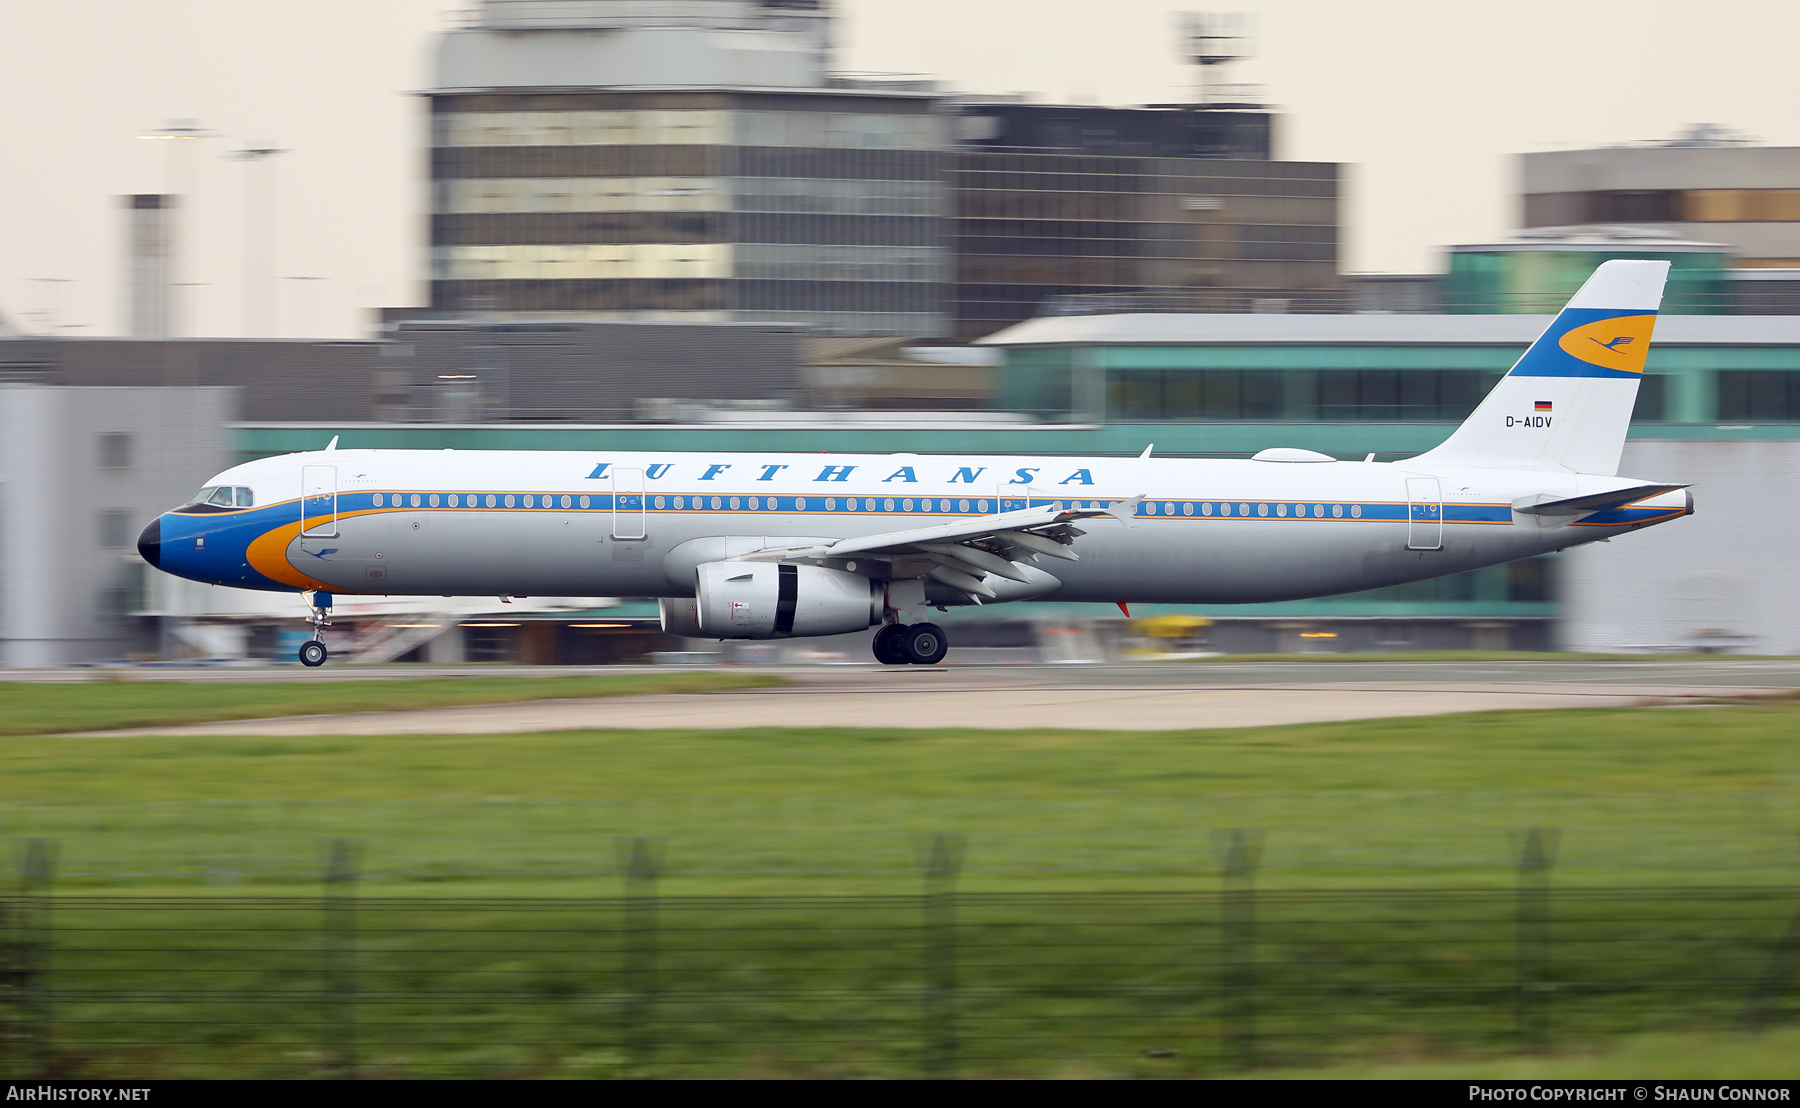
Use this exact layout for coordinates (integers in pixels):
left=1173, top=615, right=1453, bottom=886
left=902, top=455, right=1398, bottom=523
left=301, top=465, right=337, bottom=538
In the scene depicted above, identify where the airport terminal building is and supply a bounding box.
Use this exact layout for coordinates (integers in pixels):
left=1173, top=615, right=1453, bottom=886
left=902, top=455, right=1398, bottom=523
left=1521, top=141, right=1800, bottom=268
left=423, top=0, right=1343, bottom=340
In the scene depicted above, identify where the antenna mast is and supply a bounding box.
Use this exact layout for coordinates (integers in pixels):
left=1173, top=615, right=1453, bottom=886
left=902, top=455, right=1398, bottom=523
left=1175, top=12, right=1254, bottom=106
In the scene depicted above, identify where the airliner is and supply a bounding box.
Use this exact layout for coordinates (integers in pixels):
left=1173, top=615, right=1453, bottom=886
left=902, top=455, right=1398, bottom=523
left=138, top=260, right=1691, bottom=666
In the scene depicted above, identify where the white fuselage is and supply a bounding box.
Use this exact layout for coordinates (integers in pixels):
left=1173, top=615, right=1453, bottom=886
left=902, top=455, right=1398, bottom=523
left=145, top=448, right=1691, bottom=605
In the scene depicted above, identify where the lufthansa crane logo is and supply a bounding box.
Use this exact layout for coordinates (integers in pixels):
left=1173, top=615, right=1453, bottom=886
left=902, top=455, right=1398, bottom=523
left=1558, top=314, right=1656, bottom=374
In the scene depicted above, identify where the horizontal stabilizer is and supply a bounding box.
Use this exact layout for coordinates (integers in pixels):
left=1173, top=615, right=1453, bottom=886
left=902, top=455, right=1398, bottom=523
left=1513, top=484, right=1688, bottom=517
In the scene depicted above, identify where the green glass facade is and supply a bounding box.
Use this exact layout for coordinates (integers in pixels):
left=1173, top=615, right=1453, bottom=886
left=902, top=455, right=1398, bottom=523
left=1442, top=248, right=1733, bottom=314
left=996, top=340, right=1800, bottom=428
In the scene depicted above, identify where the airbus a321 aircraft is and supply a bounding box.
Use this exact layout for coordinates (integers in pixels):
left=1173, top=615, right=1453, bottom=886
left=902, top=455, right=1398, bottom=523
left=138, top=260, right=1690, bottom=667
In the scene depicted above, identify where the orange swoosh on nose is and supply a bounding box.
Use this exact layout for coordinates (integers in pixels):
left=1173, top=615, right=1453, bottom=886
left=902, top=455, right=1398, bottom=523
left=245, top=517, right=338, bottom=591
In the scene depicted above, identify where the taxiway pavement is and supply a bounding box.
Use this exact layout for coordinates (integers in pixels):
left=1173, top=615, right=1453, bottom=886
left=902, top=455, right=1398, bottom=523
left=54, top=660, right=1795, bottom=736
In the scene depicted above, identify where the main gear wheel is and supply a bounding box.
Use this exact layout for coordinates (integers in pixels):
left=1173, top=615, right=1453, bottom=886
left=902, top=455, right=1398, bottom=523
left=900, top=623, right=948, bottom=665
left=872, top=623, right=911, bottom=665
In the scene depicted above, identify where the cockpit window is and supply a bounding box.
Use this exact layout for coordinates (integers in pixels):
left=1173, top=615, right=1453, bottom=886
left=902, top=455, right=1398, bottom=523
left=184, top=485, right=253, bottom=510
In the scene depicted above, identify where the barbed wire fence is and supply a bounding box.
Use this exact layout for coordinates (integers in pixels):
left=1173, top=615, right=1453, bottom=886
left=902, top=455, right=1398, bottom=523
left=0, top=839, right=54, bottom=1078
left=1744, top=834, right=1800, bottom=1036
left=2, top=831, right=1799, bottom=1078
left=321, top=838, right=360, bottom=1080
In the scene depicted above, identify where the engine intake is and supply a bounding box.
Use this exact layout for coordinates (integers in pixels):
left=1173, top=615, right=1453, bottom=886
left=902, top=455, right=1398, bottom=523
left=677, top=562, right=882, bottom=639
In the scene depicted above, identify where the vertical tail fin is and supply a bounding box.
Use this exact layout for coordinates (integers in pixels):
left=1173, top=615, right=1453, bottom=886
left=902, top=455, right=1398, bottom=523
left=1412, top=259, right=1669, bottom=475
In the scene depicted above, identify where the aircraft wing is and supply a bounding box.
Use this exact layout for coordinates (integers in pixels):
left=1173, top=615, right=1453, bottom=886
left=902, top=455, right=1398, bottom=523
left=745, top=496, right=1143, bottom=600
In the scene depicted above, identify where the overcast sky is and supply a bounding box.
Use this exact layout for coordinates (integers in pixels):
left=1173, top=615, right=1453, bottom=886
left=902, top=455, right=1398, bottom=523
left=2, top=0, right=1794, bottom=339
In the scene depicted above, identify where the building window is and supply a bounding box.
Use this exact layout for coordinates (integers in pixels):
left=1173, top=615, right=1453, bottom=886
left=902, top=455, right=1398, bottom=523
left=1582, top=190, right=1684, bottom=223
left=1507, top=556, right=1558, bottom=602
left=1104, top=369, right=1278, bottom=421
left=1717, top=370, right=1800, bottom=421
left=99, top=510, right=131, bottom=550
left=1101, top=367, right=1505, bottom=422
left=1316, top=370, right=1496, bottom=422
left=465, top=625, right=514, bottom=663
left=1682, top=189, right=1800, bottom=223
left=1632, top=375, right=1667, bottom=423
left=99, top=433, right=132, bottom=471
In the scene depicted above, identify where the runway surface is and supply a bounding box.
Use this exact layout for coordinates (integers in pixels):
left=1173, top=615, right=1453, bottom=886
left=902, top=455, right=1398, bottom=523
left=53, top=659, right=1799, bottom=736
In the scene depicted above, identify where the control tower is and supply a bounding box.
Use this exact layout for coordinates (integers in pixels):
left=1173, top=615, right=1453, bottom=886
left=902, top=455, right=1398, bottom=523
left=437, top=0, right=837, bottom=91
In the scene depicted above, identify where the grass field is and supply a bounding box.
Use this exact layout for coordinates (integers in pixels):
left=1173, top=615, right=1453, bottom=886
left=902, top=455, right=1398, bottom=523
left=22, top=885, right=1796, bottom=1079
left=1257, top=1027, right=1800, bottom=1080
left=3, top=689, right=1797, bottom=1077
left=0, top=670, right=781, bottom=737
left=2, top=697, right=1796, bottom=895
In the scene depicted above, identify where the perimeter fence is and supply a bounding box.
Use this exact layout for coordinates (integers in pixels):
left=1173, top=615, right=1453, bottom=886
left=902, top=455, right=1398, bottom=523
left=3, top=832, right=1800, bottom=1078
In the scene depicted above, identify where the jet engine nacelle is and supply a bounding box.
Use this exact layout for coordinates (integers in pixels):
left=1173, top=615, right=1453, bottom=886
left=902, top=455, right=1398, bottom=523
left=683, top=561, right=882, bottom=639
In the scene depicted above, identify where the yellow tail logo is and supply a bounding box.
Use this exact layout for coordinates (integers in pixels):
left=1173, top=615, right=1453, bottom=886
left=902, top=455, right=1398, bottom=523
left=1558, top=315, right=1657, bottom=374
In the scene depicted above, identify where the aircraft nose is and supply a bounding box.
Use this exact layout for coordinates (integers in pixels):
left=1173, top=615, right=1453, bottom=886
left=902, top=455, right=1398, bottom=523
left=137, top=517, right=162, bottom=569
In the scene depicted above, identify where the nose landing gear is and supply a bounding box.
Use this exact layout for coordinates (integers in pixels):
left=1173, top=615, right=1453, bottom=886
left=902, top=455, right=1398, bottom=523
left=299, top=590, right=333, bottom=667
left=872, top=622, right=949, bottom=666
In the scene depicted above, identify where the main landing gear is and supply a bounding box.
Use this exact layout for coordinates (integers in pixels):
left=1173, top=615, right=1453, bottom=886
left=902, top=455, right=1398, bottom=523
left=872, top=622, right=949, bottom=666
left=299, top=590, right=333, bottom=667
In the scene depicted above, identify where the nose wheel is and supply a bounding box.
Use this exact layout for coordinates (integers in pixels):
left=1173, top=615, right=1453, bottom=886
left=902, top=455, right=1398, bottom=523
left=299, top=590, right=333, bottom=667
left=872, top=622, right=949, bottom=666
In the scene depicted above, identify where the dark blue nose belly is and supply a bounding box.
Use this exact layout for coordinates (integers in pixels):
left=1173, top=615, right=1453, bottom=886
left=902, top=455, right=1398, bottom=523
left=137, top=517, right=162, bottom=569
